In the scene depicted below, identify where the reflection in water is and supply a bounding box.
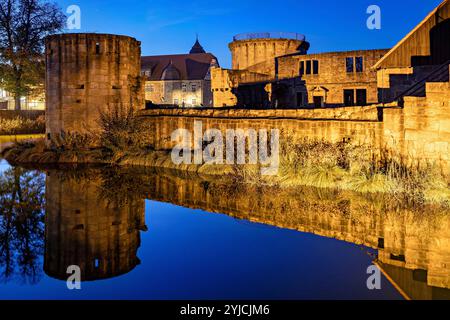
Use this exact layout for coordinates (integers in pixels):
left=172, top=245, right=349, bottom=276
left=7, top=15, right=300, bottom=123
left=0, top=164, right=449, bottom=299
left=134, top=168, right=450, bottom=300
left=44, top=170, right=147, bottom=281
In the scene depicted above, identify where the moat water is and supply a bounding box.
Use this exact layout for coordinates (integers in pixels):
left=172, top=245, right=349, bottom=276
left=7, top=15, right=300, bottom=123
left=0, top=149, right=449, bottom=300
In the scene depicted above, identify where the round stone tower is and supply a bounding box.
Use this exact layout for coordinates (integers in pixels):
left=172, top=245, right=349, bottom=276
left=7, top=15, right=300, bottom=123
left=229, top=32, right=309, bottom=71
left=45, top=33, right=143, bottom=138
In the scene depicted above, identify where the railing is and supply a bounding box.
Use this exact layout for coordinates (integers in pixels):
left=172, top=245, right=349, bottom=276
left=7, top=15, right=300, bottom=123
left=233, top=32, right=306, bottom=42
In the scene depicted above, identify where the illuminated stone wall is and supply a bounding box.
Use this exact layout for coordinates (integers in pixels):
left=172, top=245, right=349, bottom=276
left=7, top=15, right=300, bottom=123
left=140, top=107, right=384, bottom=151
left=141, top=73, right=450, bottom=176
left=383, top=73, right=450, bottom=173
left=210, top=68, right=238, bottom=107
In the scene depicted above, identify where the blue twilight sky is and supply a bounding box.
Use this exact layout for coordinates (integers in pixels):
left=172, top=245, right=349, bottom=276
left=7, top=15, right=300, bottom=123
left=55, top=0, right=443, bottom=68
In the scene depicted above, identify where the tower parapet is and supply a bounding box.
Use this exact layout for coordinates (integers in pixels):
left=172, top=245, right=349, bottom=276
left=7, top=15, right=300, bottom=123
left=229, top=32, right=309, bottom=71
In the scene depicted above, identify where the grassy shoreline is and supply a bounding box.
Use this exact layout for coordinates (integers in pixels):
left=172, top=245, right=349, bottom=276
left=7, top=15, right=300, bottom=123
left=0, top=115, right=45, bottom=136
left=2, top=137, right=450, bottom=207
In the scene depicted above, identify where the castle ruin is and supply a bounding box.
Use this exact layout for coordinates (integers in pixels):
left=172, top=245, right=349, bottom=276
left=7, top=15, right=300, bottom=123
left=45, top=33, right=144, bottom=139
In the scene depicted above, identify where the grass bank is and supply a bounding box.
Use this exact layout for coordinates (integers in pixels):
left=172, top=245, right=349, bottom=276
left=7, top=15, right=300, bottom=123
left=0, top=115, right=45, bottom=135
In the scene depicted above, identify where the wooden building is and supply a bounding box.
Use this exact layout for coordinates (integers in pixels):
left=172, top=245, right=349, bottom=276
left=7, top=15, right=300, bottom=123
left=375, top=0, right=450, bottom=103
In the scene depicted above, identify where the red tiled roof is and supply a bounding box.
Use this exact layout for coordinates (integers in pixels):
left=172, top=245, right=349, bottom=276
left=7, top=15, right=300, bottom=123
left=141, top=53, right=218, bottom=81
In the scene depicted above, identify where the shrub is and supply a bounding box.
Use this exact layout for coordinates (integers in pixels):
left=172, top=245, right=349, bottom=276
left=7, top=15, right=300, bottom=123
left=50, top=131, right=102, bottom=163
left=98, top=106, right=153, bottom=162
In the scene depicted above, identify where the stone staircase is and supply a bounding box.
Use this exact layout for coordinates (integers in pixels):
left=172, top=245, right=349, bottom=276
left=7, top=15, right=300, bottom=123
left=395, top=61, right=450, bottom=104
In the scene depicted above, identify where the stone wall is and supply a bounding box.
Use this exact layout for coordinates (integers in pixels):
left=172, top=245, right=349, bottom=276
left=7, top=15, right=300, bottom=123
left=211, top=68, right=238, bottom=107
left=144, top=81, right=165, bottom=105
left=45, top=33, right=144, bottom=137
left=139, top=107, right=384, bottom=152
left=383, top=78, right=450, bottom=170
left=140, top=76, right=450, bottom=175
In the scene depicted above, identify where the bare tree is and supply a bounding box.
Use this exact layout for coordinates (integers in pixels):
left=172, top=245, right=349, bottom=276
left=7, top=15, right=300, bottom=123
left=0, top=0, right=65, bottom=110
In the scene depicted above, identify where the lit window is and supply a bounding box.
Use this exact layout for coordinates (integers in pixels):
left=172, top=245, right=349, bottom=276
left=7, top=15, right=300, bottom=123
left=145, top=84, right=154, bottom=92
left=191, top=84, right=197, bottom=92
left=192, top=99, right=197, bottom=106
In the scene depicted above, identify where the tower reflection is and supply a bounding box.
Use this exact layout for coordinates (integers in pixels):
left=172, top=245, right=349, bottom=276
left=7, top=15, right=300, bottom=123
left=44, top=169, right=147, bottom=281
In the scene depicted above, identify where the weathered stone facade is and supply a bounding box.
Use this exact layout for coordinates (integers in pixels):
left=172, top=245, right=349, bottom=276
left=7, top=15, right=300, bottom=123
left=212, top=33, right=308, bottom=107
left=45, top=33, right=144, bottom=137
left=277, top=49, right=389, bottom=107
left=211, top=33, right=388, bottom=108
